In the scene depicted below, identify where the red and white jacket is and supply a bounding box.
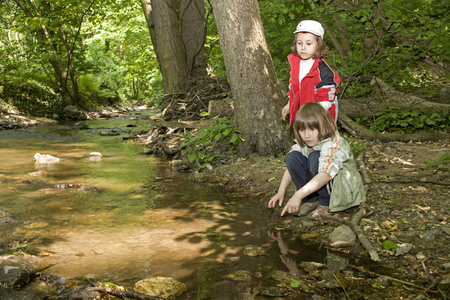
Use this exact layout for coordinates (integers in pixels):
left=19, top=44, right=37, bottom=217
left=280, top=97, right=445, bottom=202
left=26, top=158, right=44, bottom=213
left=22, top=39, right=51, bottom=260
left=287, top=54, right=340, bottom=125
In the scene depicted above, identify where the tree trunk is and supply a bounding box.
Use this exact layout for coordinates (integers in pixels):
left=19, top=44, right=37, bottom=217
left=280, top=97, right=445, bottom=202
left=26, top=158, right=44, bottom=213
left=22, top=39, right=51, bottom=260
left=140, top=0, right=207, bottom=95
left=13, top=0, right=80, bottom=106
left=209, top=0, right=291, bottom=156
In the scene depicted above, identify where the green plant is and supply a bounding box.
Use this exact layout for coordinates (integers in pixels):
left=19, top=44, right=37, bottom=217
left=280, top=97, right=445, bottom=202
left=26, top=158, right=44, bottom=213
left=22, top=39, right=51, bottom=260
left=356, top=108, right=450, bottom=133
left=424, top=153, right=450, bottom=172
left=181, top=112, right=244, bottom=171
left=346, top=137, right=368, bottom=157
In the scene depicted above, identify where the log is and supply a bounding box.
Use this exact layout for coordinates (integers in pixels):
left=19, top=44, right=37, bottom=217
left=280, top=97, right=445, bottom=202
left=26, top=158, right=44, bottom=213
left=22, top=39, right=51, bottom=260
left=338, top=112, right=450, bottom=142
left=340, top=77, right=450, bottom=119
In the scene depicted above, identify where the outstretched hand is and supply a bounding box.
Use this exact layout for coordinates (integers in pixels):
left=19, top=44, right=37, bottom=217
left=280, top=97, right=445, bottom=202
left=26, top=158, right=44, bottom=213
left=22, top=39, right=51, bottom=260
left=280, top=196, right=301, bottom=216
left=268, top=193, right=284, bottom=208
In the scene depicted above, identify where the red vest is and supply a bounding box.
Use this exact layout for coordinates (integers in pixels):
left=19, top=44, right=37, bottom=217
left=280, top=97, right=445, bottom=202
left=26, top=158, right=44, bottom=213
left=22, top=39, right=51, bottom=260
left=287, top=54, right=340, bottom=125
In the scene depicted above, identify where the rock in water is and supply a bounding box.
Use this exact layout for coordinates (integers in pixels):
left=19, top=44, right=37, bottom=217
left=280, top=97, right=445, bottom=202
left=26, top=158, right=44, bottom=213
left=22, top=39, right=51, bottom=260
left=134, top=277, right=186, bottom=299
left=34, top=153, right=60, bottom=163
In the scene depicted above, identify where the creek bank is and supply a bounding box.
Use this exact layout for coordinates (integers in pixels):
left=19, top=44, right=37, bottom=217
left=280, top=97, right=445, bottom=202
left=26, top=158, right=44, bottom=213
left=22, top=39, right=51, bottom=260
left=193, top=140, right=450, bottom=298
left=133, top=113, right=449, bottom=298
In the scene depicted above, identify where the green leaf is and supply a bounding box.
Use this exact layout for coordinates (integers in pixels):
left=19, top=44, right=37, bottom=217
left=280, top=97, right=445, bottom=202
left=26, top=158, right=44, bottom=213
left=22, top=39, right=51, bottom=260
left=188, top=153, right=197, bottom=162
left=382, top=240, right=398, bottom=250
left=12, top=244, right=27, bottom=250
left=291, top=278, right=300, bottom=288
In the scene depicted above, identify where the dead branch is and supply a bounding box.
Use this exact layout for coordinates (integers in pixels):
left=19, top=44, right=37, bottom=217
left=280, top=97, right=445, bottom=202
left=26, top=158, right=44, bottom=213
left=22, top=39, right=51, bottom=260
left=325, top=204, right=379, bottom=262
left=356, top=151, right=370, bottom=194
left=368, top=179, right=450, bottom=187
left=338, top=112, right=450, bottom=142
left=157, top=138, right=182, bottom=155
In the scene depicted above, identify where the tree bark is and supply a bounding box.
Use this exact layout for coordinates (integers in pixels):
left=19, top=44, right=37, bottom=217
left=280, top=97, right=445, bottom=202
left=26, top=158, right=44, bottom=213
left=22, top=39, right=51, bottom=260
left=209, top=0, right=291, bottom=156
left=140, top=0, right=208, bottom=95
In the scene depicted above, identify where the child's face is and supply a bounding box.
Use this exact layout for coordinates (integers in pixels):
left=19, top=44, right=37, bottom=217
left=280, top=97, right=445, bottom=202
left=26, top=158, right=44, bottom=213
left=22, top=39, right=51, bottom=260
left=295, top=32, right=318, bottom=60
left=299, top=127, right=319, bottom=147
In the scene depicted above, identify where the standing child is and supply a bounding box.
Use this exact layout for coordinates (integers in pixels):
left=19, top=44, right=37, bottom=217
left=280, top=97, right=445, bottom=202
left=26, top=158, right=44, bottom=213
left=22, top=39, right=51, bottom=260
left=269, top=102, right=365, bottom=219
left=282, top=20, right=340, bottom=125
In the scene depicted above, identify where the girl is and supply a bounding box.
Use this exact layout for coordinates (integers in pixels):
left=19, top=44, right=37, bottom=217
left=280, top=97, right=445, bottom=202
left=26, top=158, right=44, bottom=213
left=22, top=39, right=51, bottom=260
left=269, top=102, right=365, bottom=219
left=282, top=20, right=340, bottom=126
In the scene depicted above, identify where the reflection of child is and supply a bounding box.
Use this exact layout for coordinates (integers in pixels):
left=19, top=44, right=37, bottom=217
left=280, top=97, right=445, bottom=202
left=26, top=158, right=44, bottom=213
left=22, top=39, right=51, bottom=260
left=268, top=102, right=365, bottom=219
left=282, top=20, right=340, bottom=126
left=268, top=230, right=349, bottom=274
left=268, top=230, right=301, bottom=275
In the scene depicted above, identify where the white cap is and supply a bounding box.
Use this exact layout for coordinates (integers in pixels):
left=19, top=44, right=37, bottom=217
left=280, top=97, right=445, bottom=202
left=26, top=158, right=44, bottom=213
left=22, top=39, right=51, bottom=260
left=293, top=20, right=324, bottom=38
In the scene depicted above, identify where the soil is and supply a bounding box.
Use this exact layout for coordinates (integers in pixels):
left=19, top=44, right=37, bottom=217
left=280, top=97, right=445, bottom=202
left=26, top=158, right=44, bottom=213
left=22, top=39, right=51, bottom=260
left=196, top=137, right=450, bottom=298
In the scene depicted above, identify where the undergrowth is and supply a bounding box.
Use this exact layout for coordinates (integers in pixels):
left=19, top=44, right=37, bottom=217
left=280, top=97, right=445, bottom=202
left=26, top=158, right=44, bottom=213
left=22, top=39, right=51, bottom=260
left=180, top=112, right=244, bottom=171
left=356, top=108, right=450, bottom=133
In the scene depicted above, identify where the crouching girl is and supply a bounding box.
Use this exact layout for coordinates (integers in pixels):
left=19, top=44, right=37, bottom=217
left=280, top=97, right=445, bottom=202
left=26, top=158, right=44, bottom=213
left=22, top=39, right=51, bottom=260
left=268, top=102, right=365, bottom=219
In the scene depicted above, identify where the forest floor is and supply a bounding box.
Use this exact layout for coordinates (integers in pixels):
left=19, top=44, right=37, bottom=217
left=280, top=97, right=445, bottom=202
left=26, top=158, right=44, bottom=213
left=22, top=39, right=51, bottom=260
left=196, top=136, right=450, bottom=298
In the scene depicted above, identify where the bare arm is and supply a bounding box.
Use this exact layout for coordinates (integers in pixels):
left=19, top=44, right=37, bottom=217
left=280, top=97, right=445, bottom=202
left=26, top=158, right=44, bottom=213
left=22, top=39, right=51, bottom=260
left=281, top=172, right=332, bottom=216
left=268, top=169, right=292, bottom=208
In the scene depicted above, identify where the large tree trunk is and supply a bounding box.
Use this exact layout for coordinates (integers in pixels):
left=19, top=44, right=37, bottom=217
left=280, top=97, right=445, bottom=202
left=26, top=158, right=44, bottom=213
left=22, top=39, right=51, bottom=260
left=140, top=0, right=207, bottom=95
left=209, top=0, right=291, bottom=156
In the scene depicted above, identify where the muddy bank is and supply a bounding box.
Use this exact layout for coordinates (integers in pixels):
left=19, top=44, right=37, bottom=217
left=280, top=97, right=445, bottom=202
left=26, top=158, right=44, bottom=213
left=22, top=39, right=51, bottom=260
left=196, top=139, right=450, bottom=298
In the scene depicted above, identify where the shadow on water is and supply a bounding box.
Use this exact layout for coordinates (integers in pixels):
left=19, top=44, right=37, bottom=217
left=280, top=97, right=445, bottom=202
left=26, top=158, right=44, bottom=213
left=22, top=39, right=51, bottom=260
left=0, top=110, right=381, bottom=299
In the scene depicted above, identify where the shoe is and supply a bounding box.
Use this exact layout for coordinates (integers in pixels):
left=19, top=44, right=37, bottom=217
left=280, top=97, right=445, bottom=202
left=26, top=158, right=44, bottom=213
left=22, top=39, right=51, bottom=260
left=308, top=205, right=330, bottom=220
left=295, top=200, right=319, bottom=217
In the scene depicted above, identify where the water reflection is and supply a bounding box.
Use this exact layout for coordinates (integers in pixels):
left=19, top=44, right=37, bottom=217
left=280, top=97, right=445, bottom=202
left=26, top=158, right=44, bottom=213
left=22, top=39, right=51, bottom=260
left=0, top=111, right=355, bottom=298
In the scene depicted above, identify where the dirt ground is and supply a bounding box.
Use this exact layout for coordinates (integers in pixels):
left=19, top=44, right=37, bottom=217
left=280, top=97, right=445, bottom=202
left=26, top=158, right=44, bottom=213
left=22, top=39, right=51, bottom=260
left=197, top=137, right=449, bottom=297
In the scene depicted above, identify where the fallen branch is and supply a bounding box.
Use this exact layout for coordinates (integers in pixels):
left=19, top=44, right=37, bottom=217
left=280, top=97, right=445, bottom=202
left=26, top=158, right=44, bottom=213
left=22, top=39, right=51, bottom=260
left=338, top=112, right=450, bottom=142
left=325, top=204, right=379, bottom=262
left=368, top=179, right=450, bottom=187
left=157, top=138, right=182, bottom=155
left=413, top=259, right=447, bottom=300
left=323, top=150, right=379, bottom=261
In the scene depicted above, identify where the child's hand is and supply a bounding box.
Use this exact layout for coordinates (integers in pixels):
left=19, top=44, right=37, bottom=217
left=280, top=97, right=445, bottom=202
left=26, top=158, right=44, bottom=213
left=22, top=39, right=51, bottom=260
left=282, top=103, right=290, bottom=118
left=280, top=196, right=301, bottom=216
left=268, top=193, right=284, bottom=208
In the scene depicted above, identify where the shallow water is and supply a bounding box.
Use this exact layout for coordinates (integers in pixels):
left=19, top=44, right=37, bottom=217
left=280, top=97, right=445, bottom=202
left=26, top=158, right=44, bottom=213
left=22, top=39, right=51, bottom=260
left=0, top=110, right=346, bottom=298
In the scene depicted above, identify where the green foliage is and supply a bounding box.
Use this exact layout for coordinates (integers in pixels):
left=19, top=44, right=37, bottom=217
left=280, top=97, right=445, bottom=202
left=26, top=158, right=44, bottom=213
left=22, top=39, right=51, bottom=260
left=181, top=112, right=244, bottom=171
left=356, top=108, right=450, bottom=133
left=0, top=80, right=61, bottom=116
left=424, top=153, right=450, bottom=172
left=77, top=74, right=118, bottom=109
left=382, top=240, right=398, bottom=250
left=346, top=137, right=368, bottom=157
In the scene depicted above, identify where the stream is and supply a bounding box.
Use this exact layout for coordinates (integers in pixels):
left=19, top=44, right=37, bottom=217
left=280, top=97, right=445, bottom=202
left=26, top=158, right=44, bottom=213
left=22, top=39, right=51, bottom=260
left=0, top=109, right=350, bottom=299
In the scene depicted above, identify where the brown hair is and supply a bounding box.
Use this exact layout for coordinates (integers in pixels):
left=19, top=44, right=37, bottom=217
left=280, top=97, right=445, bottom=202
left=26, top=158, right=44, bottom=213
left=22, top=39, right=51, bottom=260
left=293, top=102, right=336, bottom=147
left=290, top=34, right=329, bottom=59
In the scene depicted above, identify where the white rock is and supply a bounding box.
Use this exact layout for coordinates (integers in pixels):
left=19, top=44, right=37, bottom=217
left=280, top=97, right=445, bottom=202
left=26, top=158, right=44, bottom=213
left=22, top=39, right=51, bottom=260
left=34, top=153, right=60, bottom=163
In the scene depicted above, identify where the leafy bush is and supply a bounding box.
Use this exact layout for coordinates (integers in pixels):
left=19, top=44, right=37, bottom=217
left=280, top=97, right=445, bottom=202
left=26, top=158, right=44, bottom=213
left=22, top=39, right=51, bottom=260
left=346, top=137, right=368, bottom=157
left=181, top=112, right=244, bottom=171
left=356, top=108, right=450, bottom=133
left=78, top=74, right=120, bottom=108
